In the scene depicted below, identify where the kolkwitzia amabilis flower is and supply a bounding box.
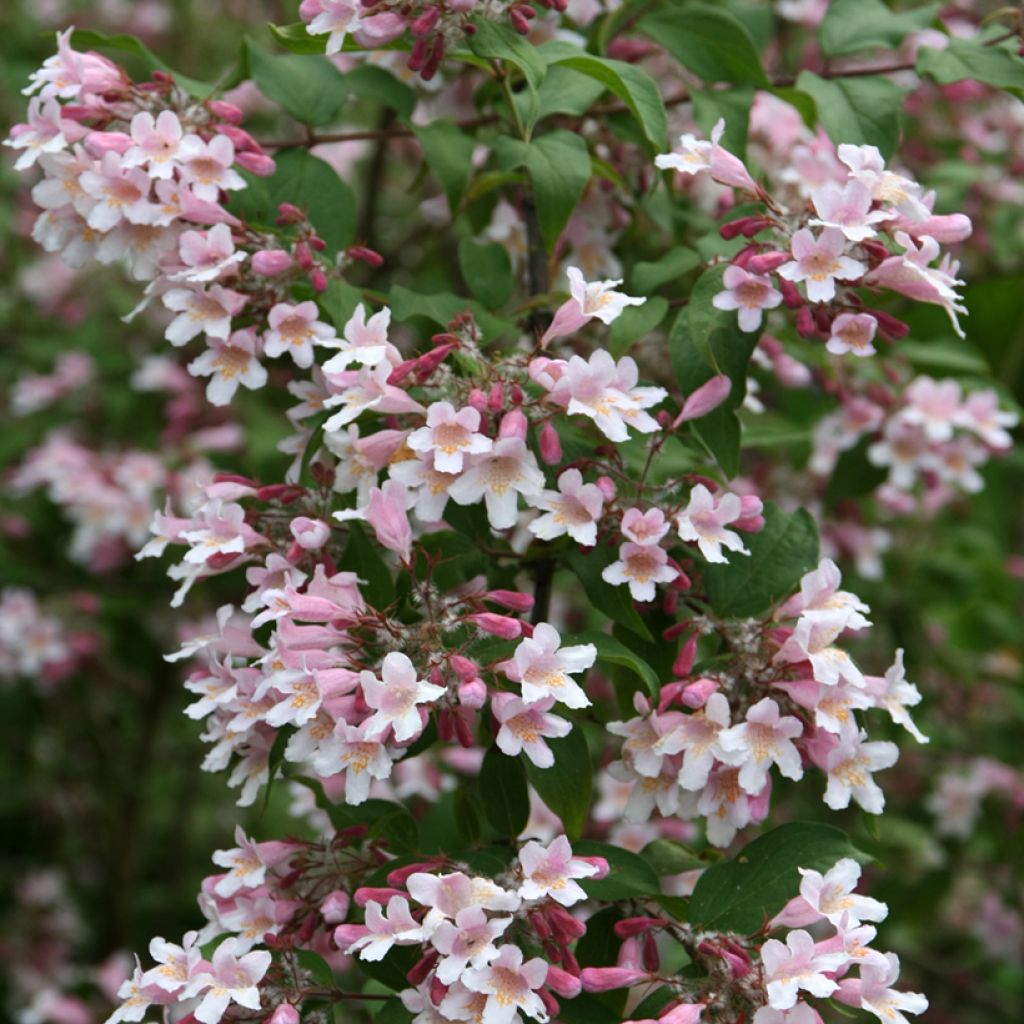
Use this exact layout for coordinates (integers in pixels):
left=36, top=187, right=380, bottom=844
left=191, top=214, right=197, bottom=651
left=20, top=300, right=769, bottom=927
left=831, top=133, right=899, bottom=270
left=527, top=468, right=605, bottom=546
left=407, top=401, right=494, bottom=473
left=602, top=541, right=679, bottom=602
left=321, top=302, right=396, bottom=369
left=187, top=329, right=267, bottom=406
left=778, top=227, right=866, bottom=303
left=431, top=906, right=513, bottom=984
left=865, top=649, right=928, bottom=743
left=313, top=721, right=394, bottom=804
left=503, top=622, right=596, bottom=709
left=461, top=944, right=550, bottom=1024
left=263, top=301, right=338, bottom=369
left=341, top=896, right=424, bottom=961
left=809, top=179, right=894, bottom=241
left=517, top=835, right=600, bottom=906
left=826, top=313, right=878, bottom=357
left=541, top=265, right=645, bottom=345
left=840, top=953, right=928, bottom=1024
left=718, top=698, right=805, bottom=795
left=359, top=651, right=445, bottom=742
left=181, top=937, right=272, bottom=1024
left=162, top=285, right=247, bottom=347
left=492, top=693, right=571, bottom=768
left=761, top=930, right=847, bottom=1010
left=675, top=484, right=749, bottom=564
left=447, top=437, right=545, bottom=530
left=712, top=266, right=782, bottom=332
left=821, top=727, right=899, bottom=814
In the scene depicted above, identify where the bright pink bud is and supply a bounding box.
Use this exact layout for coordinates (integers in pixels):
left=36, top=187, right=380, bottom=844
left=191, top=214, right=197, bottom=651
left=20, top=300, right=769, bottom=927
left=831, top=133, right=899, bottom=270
left=642, top=931, right=660, bottom=972
left=681, top=677, right=718, bottom=709
left=295, top=241, right=313, bottom=269
left=252, top=249, right=293, bottom=275
left=429, top=976, right=447, bottom=1006
left=468, top=388, right=488, bottom=413
left=580, top=967, right=649, bottom=992
left=458, top=678, right=488, bottom=709
left=672, top=634, right=697, bottom=677
left=779, top=278, right=803, bottom=309
left=719, top=216, right=773, bottom=240
left=795, top=307, right=816, bottom=337
left=734, top=495, right=764, bottom=532
left=575, top=856, right=609, bottom=878
left=321, top=889, right=350, bottom=923
left=488, top=382, right=505, bottom=413
left=546, top=904, right=587, bottom=939
left=747, top=251, right=790, bottom=274
left=675, top=375, right=731, bottom=426
left=614, top=916, right=665, bottom=938
left=215, top=124, right=259, bottom=152
left=333, top=923, right=369, bottom=947
left=867, top=309, right=910, bottom=339
left=407, top=950, right=439, bottom=986
left=486, top=589, right=535, bottom=612
left=538, top=990, right=560, bottom=1018
left=539, top=421, right=562, bottom=464
left=84, top=131, right=132, bottom=156
left=290, top=516, right=331, bottom=550
left=466, top=613, right=523, bottom=639
left=276, top=203, right=305, bottom=225
left=410, top=7, right=440, bottom=37
left=266, top=1006, right=298, bottom=1024
left=545, top=965, right=582, bottom=998
left=208, top=99, right=243, bottom=123
left=499, top=409, right=528, bottom=440
left=450, top=655, right=479, bottom=679
left=311, top=268, right=328, bottom=292
left=596, top=475, right=617, bottom=501
left=347, top=245, right=384, bottom=267
left=353, top=886, right=404, bottom=907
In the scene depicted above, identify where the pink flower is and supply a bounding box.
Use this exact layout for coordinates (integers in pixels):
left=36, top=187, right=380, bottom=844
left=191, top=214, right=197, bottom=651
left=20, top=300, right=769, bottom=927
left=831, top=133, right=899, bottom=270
left=315, top=721, right=394, bottom=804
left=176, top=223, right=244, bottom=282
left=836, top=953, right=928, bottom=1024
left=778, top=228, right=865, bottom=303
left=826, top=312, right=878, bottom=357
left=344, top=895, right=423, bottom=960
left=955, top=388, right=1018, bottom=449
left=504, top=622, right=596, bottom=709
left=461, top=944, right=549, bottom=1024
left=322, top=303, right=396, bottom=369
left=718, top=697, right=804, bottom=794
left=621, top=507, right=670, bottom=546
left=602, top=541, right=678, bottom=602
left=431, top=906, right=512, bottom=984
left=712, top=266, right=782, bottom=332
left=517, top=835, right=600, bottom=906
left=187, top=329, right=267, bottom=406
left=447, top=437, right=545, bottom=530
left=541, top=266, right=645, bottom=344
left=656, top=119, right=758, bottom=193
left=675, top=484, right=748, bottom=564
left=900, top=375, right=962, bottom=443
left=322, top=361, right=426, bottom=432
left=183, top=938, right=271, bottom=1024
left=492, top=693, right=571, bottom=767
left=303, top=1, right=365, bottom=55
left=123, top=110, right=183, bottom=178
left=163, top=285, right=247, bottom=346
left=360, top=651, right=445, bottom=742
left=141, top=932, right=203, bottom=993
left=79, top=152, right=159, bottom=231
left=264, top=301, right=338, bottom=368
left=809, top=180, right=894, bottom=241
left=408, top=402, right=493, bottom=473
left=838, top=144, right=930, bottom=220
left=4, top=96, right=80, bottom=170
left=822, top=728, right=899, bottom=814
left=527, top=468, right=605, bottom=546
left=210, top=825, right=278, bottom=897
left=177, top=133, right=245, bottom=201
left=866, top=649, right=928, bottom=743
left=761, top=929, right=847, bottom=1009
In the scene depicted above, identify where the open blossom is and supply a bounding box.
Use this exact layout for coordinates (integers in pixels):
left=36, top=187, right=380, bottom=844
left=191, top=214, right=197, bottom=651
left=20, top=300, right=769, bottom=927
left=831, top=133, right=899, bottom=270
left=461, top=944, right=549, bottom=1024
left=182, top=938, right=271, bottom=1024
left=5, top=95, right=80, bottom=170
left=322, top=303, right=395, bottom=369
left=408, top=402, right=493, bottom=473
left=79, top=152, right=159, bottom=231
left=676, top=484, right=749, bottom=564
left=842, top=953, right=928, bottom=1024
left=141, top=932, right=203, bottom=993
left=838, top=144, right=930, bottom=221
left=718, top=698, right=804, bottom=795
left=176, top=223, right=245, bottom=282
left=163, top=285, right=247, bottom=346
left=316, top=721, right=394, bottom=804
left=712, top=266, right=782, bottom=332
left=493, top=693, right=571, bottom=767
left=343, top=896, right=423, bottom=961
left=504, top=622, right=596, bottom=710
left=177, top=133, right=245, bottom=201
left=541, top=266, right=645, bottom=344
left=123, top=110, right=184, bottom=178
left=809, top=179, right=894, bottom=241
left=360, top=651, right=445, bottom=742
left=866, top=649, right=928, bottom=743
left=761, top=929, right=847, bottom=1009
left=303, top=0, right=365, bottom=55
left=431, top=906, right=513, bottom=985
left=796, top=858, right=888, bottom=928
left=602, top=541, right=678, bottom=602
left=779, top=227, right=865, bottom=303
left=527, top=468, right=604, bottom=546
left=826, top=313, right=878, bottom=357
left=210, top=825, right=277, bottom=897
left=822, top=728, right=899, bottom=814
left=447, top=437, right=544, bottom=530
left=655, top=118, right=757, bottom=192
left=621, top=507, right=670, bottom=546
left=264, top=301, right=338, bottom=368
left=187, top=329, right=267, bottom=406
left=517, top=835, right=600, bottom=906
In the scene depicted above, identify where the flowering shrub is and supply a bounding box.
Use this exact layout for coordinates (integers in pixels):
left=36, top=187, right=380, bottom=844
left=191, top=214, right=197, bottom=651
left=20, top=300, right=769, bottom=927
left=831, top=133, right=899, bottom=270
left=2, top=3, right=1023, bottom=1024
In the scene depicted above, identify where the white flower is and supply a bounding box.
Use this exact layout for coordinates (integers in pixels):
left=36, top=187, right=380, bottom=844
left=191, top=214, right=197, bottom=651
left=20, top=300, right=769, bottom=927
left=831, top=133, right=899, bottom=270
left=675, top=484, right=749, bottom=564
left=360, top=651, right=446, bottom=742
left=447, top=437, right=545, bottom=530
left=504, top=622, right=596, bottom=709
left=718, top=697, right=804, bottom=795
left=823, top=728, right=899, bottom=814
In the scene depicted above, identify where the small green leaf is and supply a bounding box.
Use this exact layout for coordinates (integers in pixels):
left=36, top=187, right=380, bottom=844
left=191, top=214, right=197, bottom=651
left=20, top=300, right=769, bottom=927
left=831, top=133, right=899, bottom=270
left=642, top=838, right=706, bottom=876
left=523, top=727, right=592, bottom=840
left=268, top=21, right=329, bottom=54
left=342, top=64, right=417, bottom=118
left=480, top=744, right=530, bottom=837
left=819, top=0, right=940, bottom=57
left=412, top=120, right=477, bottom=212
left=610, top=296, right=668, bottom=358
left=702, top=502, right=820, bottom=617
left=795, top=71, right=904, bottom=160
left=639, top=4, right=769, bottom=86
left=630, top=248, right=701, bottom=293
left=458, top=239, right=515, bottom=308
left=688, top=822, right=870, bottom=933
left=533, top=64, right=607, bottom=121
left=245, top=39, right=346, bottom=125
left=916, top=37, right=1024, bottom=90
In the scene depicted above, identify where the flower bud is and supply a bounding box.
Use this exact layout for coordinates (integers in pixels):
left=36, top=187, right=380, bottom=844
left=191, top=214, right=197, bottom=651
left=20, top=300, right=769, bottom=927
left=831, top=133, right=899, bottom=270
left=465, top=613, right=523, bottom=639
left=458, top=678, right=488, bottom=709
left=252, top=249, right=293, bottom=275
left=580, top=967, right=649, bottom=992
left=499, top=409, right=528, bottom=440
left=266, top=1005, right=299, bottom=1024
left=321, top=889, right=350, bottom=923
left=486, top=589, right=534, bottom=612
left=539, top=421, right=562, bottom=464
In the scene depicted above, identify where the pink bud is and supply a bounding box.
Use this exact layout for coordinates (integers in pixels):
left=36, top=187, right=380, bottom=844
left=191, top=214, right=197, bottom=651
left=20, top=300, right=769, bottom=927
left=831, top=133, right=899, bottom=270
left=734, top=495, right=764, bottom=532
left=321, top=889, right=350, bottom=923
left=486, top=589, right=535, bottom=612
left=266, top=1007, right=298, bottom=1024
left=681, top=677, right=718, bottom=709
left=353, top=886, right=404, bottom=907
left=347, top=245, right=384, bottom=267
left=410, top=7, right=440, bottom=37
left=311, top=268, right=328, bottom=292
left=538, top=990, right=560, bottom=1018
left=277, top=203, right=306, bottom=224
left=252, top=249, right=293, bottom=275
left=580, top=967, right=649, bottom=993
left=353, top=13, right=408, bottom=48
left=488, top=382, right=505, bottom=413
left=333, top=923, right=369, bottom=947
left=795, top=307, right=816, bottom=337
left=614, top=916, right=665, bottom=938
left=575, top=856, right=609, bottom=878
left=596, top=475, right=617, bottom=501
left=545, top=965, right=582, bottom=998
left=779, top=278, right=803, bottom=309
left=290, top=516, right=331, bottom=550
left=468, top=388, right=488, bottom=413
left=539, top=421, right=562, bottom=464
left=465, top=613, right=523, bottom=639
left=499, top=409, right=528, bottom=440
left=407, top=950, right=439, bottom=986
left=429, top=976, right=447, bottom=1006
left=746, top=251, right=790, bottom=274
left=235, top=151, right=276, bottom=176
left=676, top=375, right=731, bottom=426
left=672, top=634, right=697, bottom=678
left=659, top=1004, right=705, bottom=1024
left=458, top=678, right=488, bottom=709
left=83, top=131, right=132, bottom=157
left=208, top=99, right=244, bottom=123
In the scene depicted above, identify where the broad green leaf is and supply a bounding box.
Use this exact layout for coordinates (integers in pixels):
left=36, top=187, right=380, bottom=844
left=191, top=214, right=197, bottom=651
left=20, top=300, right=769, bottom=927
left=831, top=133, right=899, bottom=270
left=230, top=149, right=356, bottom=254
left=295, top=949, right=336, bottom=988
left=534, top=64, right=607, bottom=121
left=388, top=284, right=512, bottom=340
left=341, top=522, right=396, bottom=609
left=688, top=822, right=870, bottom=933
left=571, top=631, right=660, bottom=698
left=573, top=840, right=662, bottom=900
left=564, top=547, right=653, bottom=641
left=458, top=239, right=515, bottom=309
left=610, top=296, right=668, bottom=358
left=819, top=0, right=940, bottom=57
left=317, top=278, right=364, bottom=331
left=268, top=21, right=328, bottom=54
left=639, top=4, right=769, bottom=86
left=575, top=906, right=625, bottom=967
left=702, top=502, right=820, bottom=617
left=374, top=999, right=414, bottom=1024
left=494, top=131, right=592, bottom=251
left=795, top=71, right=904, bottom=160
left=468, top=18, right=546, bottom=96
left=630, top=247, right=701, bottom=293
left=540, top=46, right=668, bottom=151
left=523, top=726, right=592, bottom=840
left=245, top=39, right=346, bottom=125
left=693, top=86, right=754, bottom=161
left=412, top=120, right=477, bottom=212
left=480, top=744, right=530, bottom=837
left=642, top=838, right=705, bottom=876
left=342, top=65, right=417, bottom=119
left=70, top=29, right=212, bottom=96
left=917, top=37, right=1024, bottom=90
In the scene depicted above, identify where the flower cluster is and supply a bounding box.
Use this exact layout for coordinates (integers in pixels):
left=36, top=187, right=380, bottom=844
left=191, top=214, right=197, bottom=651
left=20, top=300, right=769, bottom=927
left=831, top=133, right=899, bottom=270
left=0, top=587, right=94, bottom=689
left=607, top=558, right=924, bottom=846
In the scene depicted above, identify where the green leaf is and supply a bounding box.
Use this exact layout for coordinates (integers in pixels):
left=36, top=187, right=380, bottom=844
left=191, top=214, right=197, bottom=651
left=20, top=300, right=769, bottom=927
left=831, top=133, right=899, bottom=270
left=564, top=546, right=653, bottom=641
left=295, top=949, right=336, bottom=988
left=688, top=822, right=870, bottom=933
left=411, top=120, right=477, bottom=212
left=245, top=39, right=346, bottom=125
left=230, top=149, right=356, bottom=254
left=642, top=838, right=705, bottom=876
left=610, top=296, right=668, bottom=358
left=374, top=998, right=414, bottom=1024
left=523, top=727, right=592, bottom=840
left=541, top=47, right=668, bottom=151
left=639, top=4, right=769, bottom=86
left=534, top=64, right=608, bottom=121
left=630, top=247, right=701, bottom=293
left=268, top=21, right=329, bottom=54
left=795, top=71, right=904, bottom=160
left=573, top=631, right=660, bottom=699
left=387, top=285, right=512, bottom=340
left=342, top=64, right=417, bottom=118
left=702, top=502, right=820, bottom=617
left=317, top=278, right=364, bottom=331
left=693, top=86, right=754, bottom=161
left=917, top=37, right=1024, bottom=90
left=69, top=29, right=212, bottom=97
left=573, top=840, right=662, bottom=900
left=819, top=0, right=940, bottom=57
left=468, top=17, right=547, bottom=96
left=480, top=744, right=530, bottom=837
left=341, top=522, right=396, bottom=610
left=458, top=239, right=515, bottom=308
left=495, top=131, right=592, bottom=251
